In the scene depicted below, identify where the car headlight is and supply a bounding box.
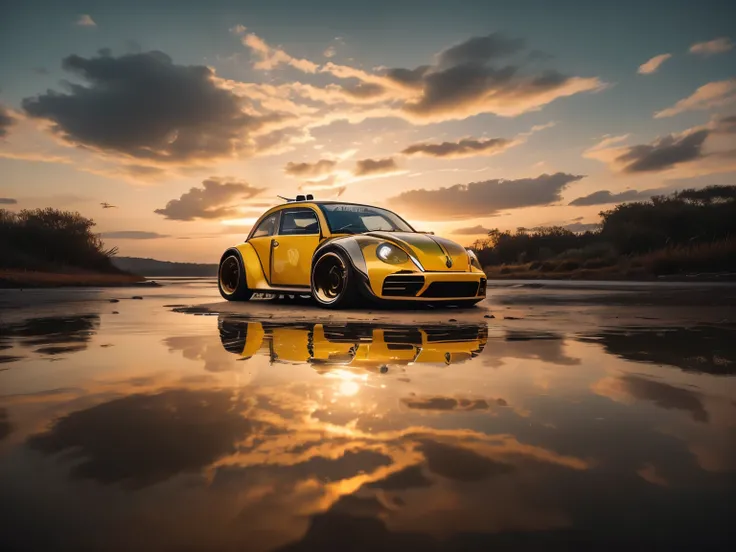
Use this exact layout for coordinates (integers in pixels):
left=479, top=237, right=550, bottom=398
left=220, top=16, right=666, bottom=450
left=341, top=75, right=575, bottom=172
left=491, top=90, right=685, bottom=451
left=467, top=249, right=482, bottom=270
left=377, top=243, right=409, bottom=264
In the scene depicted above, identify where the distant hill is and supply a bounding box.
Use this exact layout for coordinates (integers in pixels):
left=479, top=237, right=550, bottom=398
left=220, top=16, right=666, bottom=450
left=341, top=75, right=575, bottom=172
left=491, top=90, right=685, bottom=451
left=111, top=256, right=218, bottom=277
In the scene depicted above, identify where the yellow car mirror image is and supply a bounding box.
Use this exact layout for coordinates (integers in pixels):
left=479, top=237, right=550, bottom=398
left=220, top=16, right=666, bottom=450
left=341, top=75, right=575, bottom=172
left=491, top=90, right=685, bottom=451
left=218, top=197, right=487, bottom=309
left=218, top=316, right=488, bottom=370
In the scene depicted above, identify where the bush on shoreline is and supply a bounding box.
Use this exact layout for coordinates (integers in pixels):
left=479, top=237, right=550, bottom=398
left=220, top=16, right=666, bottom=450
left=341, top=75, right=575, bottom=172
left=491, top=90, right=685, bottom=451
left=0, top=208, right=123, bottom=274
left=470, top=186, right=736, bottom=277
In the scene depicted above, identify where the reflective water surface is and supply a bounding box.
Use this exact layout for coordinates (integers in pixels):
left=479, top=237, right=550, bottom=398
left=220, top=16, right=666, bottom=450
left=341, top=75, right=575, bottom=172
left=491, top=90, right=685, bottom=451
left=1, top=281, right=735, bottom=551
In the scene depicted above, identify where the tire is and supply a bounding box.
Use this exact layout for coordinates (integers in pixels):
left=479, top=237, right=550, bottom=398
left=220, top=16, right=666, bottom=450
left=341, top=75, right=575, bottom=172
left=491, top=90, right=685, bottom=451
left=218, top=318, right=247, bottom=353
left=218, top=253, right=253, bottom=301
left=311, top=249, right=357, bottom=309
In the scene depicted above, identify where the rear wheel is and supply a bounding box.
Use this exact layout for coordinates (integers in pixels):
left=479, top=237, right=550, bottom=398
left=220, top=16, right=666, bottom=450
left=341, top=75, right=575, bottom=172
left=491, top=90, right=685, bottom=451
left=311, top=250, right=357, bottom=309
left=218, top=254, right=253, bottom=301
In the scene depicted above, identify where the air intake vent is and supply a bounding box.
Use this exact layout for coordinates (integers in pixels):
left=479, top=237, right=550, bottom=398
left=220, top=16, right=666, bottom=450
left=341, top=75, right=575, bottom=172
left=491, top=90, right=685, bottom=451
left=421, top=281, right=480, bottom=298
left=382, top=274, right=424, bottom=297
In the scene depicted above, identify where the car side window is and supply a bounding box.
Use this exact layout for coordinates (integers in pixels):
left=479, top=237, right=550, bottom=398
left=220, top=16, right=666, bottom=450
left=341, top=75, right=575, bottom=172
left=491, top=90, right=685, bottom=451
left=279, top=209, right=320, bottom=236
left=252, top=214, right=278, bottom=238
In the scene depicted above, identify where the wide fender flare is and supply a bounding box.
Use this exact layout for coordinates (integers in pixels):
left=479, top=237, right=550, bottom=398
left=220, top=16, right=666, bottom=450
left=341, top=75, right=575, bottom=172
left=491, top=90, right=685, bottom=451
left=311, top=237, right=376, bottom=298
left=312, top=237, right=371, bottom=278
left=220, top=244, right=265, bottom=290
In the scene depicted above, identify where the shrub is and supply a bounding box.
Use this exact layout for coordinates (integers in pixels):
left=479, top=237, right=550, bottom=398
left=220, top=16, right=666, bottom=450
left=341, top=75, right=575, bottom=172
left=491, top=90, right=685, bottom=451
left=469, top=185, right=736, bottom=276
left=0, top=208, right=122, bottom=273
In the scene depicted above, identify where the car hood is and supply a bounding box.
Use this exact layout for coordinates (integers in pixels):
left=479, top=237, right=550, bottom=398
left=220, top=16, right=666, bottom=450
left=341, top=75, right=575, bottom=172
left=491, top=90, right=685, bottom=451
left=366, top=231, right=470, bottom=272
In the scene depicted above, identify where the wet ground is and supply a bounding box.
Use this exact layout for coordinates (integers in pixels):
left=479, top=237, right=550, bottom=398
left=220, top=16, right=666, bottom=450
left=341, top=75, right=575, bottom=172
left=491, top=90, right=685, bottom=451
left=1, top=279, right=735, bottom=551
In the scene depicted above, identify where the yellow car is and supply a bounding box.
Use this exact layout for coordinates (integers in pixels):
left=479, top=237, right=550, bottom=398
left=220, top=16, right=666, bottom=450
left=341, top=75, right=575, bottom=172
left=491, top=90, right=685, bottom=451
left=218, top=196, right=487, bottom=308
left=218, top=317, right=488, bottom=370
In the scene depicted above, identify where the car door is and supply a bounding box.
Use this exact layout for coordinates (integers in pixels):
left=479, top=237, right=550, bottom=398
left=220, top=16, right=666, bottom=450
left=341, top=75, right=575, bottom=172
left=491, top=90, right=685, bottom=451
left=271, top=207, right=321, bottom=287
left=248, top=211, right=280, bottom=283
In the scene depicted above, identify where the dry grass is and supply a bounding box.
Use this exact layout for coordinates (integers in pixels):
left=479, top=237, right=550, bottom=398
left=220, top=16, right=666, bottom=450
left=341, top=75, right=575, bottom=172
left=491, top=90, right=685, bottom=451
left=637, top=239, right=736, bottom=275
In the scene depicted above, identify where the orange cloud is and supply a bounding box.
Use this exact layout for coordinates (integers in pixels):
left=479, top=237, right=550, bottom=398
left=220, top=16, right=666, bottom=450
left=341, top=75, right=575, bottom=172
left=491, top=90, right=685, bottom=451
left=689, top=37, right=733, bottom=56
left=637, top=53, right=671, bottom=75
left=654, top=79, right=736, bottom=118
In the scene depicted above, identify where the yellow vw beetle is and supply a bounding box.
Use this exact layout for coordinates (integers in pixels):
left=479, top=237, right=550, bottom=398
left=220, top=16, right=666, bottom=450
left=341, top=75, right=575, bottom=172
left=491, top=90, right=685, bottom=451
left=218, top=196, right=486, bottom=309
left=218, top=317, right=488, bottom=369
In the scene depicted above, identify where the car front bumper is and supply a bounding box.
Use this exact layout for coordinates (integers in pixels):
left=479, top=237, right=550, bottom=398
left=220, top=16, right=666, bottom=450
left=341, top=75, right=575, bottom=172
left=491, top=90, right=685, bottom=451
left=368, top=271, right=487, bottom=301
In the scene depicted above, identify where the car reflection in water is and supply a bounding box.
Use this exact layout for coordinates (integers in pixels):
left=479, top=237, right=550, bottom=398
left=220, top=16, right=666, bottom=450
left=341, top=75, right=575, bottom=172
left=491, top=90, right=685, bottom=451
left=217, top=315, right=488, bottom=373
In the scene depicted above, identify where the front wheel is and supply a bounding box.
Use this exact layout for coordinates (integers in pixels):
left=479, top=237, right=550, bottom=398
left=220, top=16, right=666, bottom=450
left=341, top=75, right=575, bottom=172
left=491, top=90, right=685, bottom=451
left=311, top=250, right=357, bottom=309
left=218, top=253, right=253, bottom=301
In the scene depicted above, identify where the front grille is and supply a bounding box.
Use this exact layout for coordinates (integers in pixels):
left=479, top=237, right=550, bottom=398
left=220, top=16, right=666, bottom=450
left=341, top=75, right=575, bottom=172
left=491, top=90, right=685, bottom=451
left=421, top=281, right=480, bottom=298
left=478, top=277, right=487, bottom=296
left=382, top=275, right=425, bottom=297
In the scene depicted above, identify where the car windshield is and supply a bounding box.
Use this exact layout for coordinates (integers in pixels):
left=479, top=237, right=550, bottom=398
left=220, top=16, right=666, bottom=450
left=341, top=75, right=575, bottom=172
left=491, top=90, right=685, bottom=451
left=318, top=203, right=414, bottom=234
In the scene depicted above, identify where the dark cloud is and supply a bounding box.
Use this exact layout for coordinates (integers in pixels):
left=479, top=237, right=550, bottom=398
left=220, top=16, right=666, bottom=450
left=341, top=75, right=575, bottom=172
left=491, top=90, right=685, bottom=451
left=1, top=314, right=99, bottom=356
left=375, top=33, right=601, bottom=121
left=0, top=105, right=17, bottom=138
left=617, top=375, right=709, bottom=423
left=391, top=172, right=584, bottom=219
left=385, top=65, right=431, bottom=88
left=401, top=62, right=599, bottom=120
left=401, top=396, right=492, bottom=411
left=0, top=197, right=18, bottom=205
left=418, top=440, right=514, bottom=482
left=284, top=159, right=336, bottom=178
left=437, top=33, right=525, bottom=66
left=155, top=177, right=265, bottom=221
left=364, top=465, right=433, bottom=491
left=353, top=157, right=399, bottom=176
left=402, top=63, right=516, bottom=117
left=22, top=50, right=278, bottom=164
left=453, top=225, right=493, bottom=235
left=569, top=188, right=660, bottom=206
left=616, top=129, right=710, bottom=173
left=27, top=389, right=253, bottom=488
left=100, top=231, right=169, bottom=239
left=402, top=137, right=514, bottom=158
left=714, top=115, right=736, bottom=134
left=342, top=82, right=386, bottom=99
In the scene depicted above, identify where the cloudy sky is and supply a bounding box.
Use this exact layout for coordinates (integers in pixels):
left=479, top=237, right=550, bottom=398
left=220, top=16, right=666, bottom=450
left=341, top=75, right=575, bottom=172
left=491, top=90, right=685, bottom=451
left=1, top=0, right=734, bottom=262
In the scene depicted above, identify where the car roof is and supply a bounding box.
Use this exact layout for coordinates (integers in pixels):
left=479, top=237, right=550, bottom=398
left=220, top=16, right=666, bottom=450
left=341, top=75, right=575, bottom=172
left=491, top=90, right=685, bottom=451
left=278, top=200, right=375, bottom=207
left=248, top=200, right=415, bottom=239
